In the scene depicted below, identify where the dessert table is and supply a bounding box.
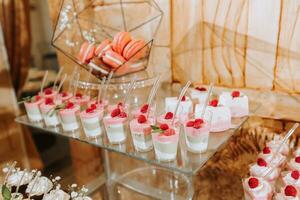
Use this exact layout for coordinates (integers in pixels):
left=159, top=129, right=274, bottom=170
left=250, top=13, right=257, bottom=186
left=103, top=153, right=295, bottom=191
left=15, top=82, right=263, bottom=199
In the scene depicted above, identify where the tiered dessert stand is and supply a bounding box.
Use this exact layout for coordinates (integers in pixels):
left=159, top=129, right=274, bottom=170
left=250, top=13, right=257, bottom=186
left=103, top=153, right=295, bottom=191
left=15, top=80, right=262, bottom=200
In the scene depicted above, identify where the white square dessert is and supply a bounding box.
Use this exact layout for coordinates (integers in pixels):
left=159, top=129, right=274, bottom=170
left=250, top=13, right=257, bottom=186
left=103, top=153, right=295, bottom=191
left=219, top=91, right=249, bottom=117
left=190, top=86, right=208, bottom=104
left=165, top=96, right=193, bottom=122
left=195, top=99, right=231, bottom=132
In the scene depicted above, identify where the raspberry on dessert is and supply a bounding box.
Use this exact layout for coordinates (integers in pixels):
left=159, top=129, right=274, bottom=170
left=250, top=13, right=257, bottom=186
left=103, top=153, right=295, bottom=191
left=119, top=112, right=127, bottom=118
left=163, top=129, right=175, bottom=136
left=262, top=146, right=271, bottom=154
left=291, top=170, right=300, bottom=180
left=194, top=118, right=204, bottom=124
left=44, top=88, right=53, bottom=95
left=295, top=156, right=300, bottom=163
left=186, top=121, right=195, bottom=127
left=285, top=185, right=297, bottom=197
left=140, top=104, right=149, bottom=113
left=257, top=158, right=267, bottom=167
left=160, top=124, right=169, bottom=131
left=248, top=177, right=259, bottom=189
left=209, top=99, right=218, bottom=107
left=90, top=103, right=97, bottom=110
left=45, top=98, right=54, bottom=105
left=75, top=93, right=83, bottom=98
left=61, top=91, right=68, bottom=97
left=164, top=112, right=174, bottom=120
left=86, top=107, right=95, bottom=113
left=195, top=87, right=207, bottom=91
left=138, top=115, right=147, bottom=123
left=65, top=102, right=74, bottom=109
left=35, top=95, right=42, bottom=101
left=231, top=91, right=240, bottom=98
left=193, top=121, right=202, bottom=129
left=181, top=96, right=186, bottom=101
left=111, top=108, right=121, bottom=117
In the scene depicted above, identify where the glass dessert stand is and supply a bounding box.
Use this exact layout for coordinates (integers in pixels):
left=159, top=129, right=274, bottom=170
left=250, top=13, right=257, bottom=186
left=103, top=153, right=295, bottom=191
left=15, top=83, right=263, bottom=199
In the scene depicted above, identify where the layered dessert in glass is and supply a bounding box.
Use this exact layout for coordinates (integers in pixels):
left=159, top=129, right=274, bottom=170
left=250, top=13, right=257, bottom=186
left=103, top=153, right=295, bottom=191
left=80, top=105, right=103, bottom=138
left=183, top=118, right=210, bottom=153
left=59, top=102, right=80, bottom=132
left=129, top=114, right=155, bottom=152
left=40, top=88, right=58, bottom=99
left=274, top=185, right=299, bottom=200
left=103, top=108, right=128, bottom=144
left=156, top=112, right=180, bottom=132
left=152, top=123, right=179, bottom=161
left=24, top=95, right=43, bottom=122
left=219, top=90, right=249, bottom=117
left=258, top=146, right=286, bottom=168
left=242, top=176, right=273, bottom=200
left=282, top=170, right=300, bottom=191
left=195, top=99, right=231, bottom=132
left=40, top=98, right=60, bottom=127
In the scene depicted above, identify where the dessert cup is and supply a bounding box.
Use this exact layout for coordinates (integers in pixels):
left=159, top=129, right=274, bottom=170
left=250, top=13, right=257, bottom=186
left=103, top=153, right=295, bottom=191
left=274, top=185, right=299, bottom=200
left=7, top=170, right=34, bottom=194
left=131, top=104, right=156, bottom=119
left=57, top=91, right=73, bottom=103
left=282, top=171, right=300, bottom=191
left=242, top=176, right=273, bottom=200
left=103, top=109, right=128, bottom=144
left=258, top=146, right=286, bottom=168
left=288, top=157, right=300, bottom=171
left=249, top=158, right=280, bottom=186
left=59, top=103, right=80, bottom=132
left=80, top=107, right=103, bottom=138
left=164, top=96, right=193, bottom=123
left=26, top=176, right=53, bottom=200
left=152, top=124, right=180, bottom=162
left=183, top=116, right=211, bottom=153
left=190, top=87, right=208, bottom=104
left=195, top=101, right=231, bottom=132
left=40, top=98, right=60, bottom=127
left=40, top=88, right=58, bottom=99
left=267, top=136, right=289, bottom=156
left=219, top=91, right=249, bottom=118
left=129, top=116, right=155, bottom=152
left=70, top=93, right=90, bottom=106
left=156, top=112, right=180, bottom=132
left=42, top=189, right=70, bottom=200
left=24, top=95, right=43, bottom=122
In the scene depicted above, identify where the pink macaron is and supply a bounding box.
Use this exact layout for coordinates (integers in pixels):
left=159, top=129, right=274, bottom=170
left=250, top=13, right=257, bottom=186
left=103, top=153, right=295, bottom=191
left=95, top=39, right=112, bottom=58
left=112, top=32, right=132, bottom=55
left=123, top=39, right=147, bottom=61
left=102, top=50, right=126, bottom=68
left=78, top=42, right=95, bottom=64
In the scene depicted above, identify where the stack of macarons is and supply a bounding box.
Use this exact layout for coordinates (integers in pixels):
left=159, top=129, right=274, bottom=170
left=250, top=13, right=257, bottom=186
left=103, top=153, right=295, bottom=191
left=78, top=31, right=147, bottom=76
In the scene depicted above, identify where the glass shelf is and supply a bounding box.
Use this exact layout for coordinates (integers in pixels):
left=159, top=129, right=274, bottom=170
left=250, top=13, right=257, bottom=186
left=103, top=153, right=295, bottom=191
left=16, top=114, right=248, bottom=175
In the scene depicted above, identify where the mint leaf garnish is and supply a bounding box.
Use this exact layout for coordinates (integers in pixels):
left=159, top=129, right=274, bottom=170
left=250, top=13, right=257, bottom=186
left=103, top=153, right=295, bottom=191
left=150, top=125, right=163, bottom=133
left=2, top=185, right=11, bottom=200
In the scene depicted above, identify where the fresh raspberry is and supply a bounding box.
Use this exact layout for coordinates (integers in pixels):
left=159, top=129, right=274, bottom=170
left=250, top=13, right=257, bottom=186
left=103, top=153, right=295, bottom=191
left=35, top=95, right=42, bottom=101
left=75, top=93, right=82, bottom=98
left=44, top=88, right=53, bottom=95
left=181, top=96, right=186, bottom=101
left=186, top=121, right=195, bottom=127
left=285, top=185, right=297, bottom=197
left=119, top=112, right=127, bottom=118
left=90, top=104, right=97, bottom=110
left=209, top=99, right=218, bottom=107
left=257, top=158, right=267, bottom=167
left=137, top=115, right=147, bottom=123
left=163, top=129, right=175, bottom=136
left=140, top=104, right=149, bottom=113
left=195, top=87, right=207, bottom=91
left=45, top=98, right=54, bottom=105
left=160, top=124, right=169, bottom=131
left=291, top=170, right=300, bottom=180
left=194, top=118, right=204, bottom=124
left=248, top=177, right=259, bottom=189
left=193, top=121, right=202, bottom=129
left=164, top=112, right=174, bottom=120
left=65, top=102, right=74, bottom=109
left=231, top=91, right=240, bottom=98
left=86, top=107, right=95, bottom=113
left=61, top=92, right=68, bottom=97
left=262, top=147, right=271, bottom=154
left=111, top=108, right=121, bottom=117
left=295, top=156, right=300, bottom=163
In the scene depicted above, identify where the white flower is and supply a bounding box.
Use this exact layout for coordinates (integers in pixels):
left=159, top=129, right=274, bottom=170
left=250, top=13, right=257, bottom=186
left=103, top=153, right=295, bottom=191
left=71, top=184, right=77, bottom=188
left=55, top=176, right=61, bottom=181
left=71, top=191, right=78, bottom=198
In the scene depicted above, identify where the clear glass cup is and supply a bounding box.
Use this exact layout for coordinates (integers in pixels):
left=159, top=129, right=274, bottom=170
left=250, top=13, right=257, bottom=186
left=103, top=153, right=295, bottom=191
left=80, top=109, right=104, bottom=138
left=59, top=105, right=80, bottom=132
left=103, top=115, right=128, bottom=144
left=24, top=97, right=43, bottom=122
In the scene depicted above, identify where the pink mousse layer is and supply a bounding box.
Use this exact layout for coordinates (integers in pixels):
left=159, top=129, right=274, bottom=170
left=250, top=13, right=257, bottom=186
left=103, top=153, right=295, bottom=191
left=59, top=105, right=80, bottom=116
left=156, top=114, right=180, bottom=127
left=152, top=129, right=179, bottom=143
left=88, top=100, right=109, bottom=109
left=130, top=118, right=155, bottom=135
left=131, top=107, right=155, bottom=118
left=103, top=116, right=127, bottom=125
left=80, top=110, right=103, bottom=119
left=57, top=92, right=73, bottom=102
left=24, top=98, right=44, bottom=108
left=70, top=95, right=90, bottom=106
left=39, top=90, right=58, bottom=99
left=107, top=104, right=129, bottom=113
left=184, top=122, right=210, bottom=136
